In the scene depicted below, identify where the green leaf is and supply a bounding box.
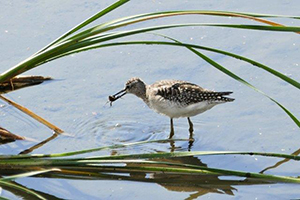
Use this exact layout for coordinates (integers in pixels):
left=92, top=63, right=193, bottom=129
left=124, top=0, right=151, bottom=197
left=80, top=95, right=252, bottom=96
left=1, top=9, right=299, bottom=82
left=0, top=181, right=47, bottom=200
left=0, top=196, right=10, bottom=200
left=63, top=39, right=299, bottom=128
left=77, top=159, right=300, bottom=183
left=86, top=151, right=300, bottom=161
left=0, top=168, right=60, bottom=181
left=35, top=0, right=130, bottom=54
left=1, top=158, right=299, bottom=184
left=59, top=39, right=300, bottom=90
left=0, top=139, right=188, bottom=159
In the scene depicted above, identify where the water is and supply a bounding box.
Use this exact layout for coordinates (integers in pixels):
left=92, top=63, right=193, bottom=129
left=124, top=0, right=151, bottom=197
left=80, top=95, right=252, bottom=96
left=1, top=0, right=300, bottom=199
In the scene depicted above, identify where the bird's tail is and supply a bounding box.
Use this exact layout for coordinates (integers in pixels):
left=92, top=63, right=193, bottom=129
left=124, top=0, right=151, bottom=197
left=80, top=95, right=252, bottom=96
left=213, top=91, right=234, bottom=102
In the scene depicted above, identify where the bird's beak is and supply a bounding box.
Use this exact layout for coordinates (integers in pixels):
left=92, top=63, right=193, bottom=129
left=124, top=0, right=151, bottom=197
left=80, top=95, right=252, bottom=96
left=113, top=88, right=127, bottom=100
left=108, top=88, right=127, bottom=105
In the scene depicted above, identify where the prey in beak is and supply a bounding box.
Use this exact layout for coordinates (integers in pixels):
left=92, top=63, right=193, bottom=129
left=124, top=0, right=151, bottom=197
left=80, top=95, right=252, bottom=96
left=108, top=88, right=127, bottom=106
left=108, top=77, right=145, bottom=106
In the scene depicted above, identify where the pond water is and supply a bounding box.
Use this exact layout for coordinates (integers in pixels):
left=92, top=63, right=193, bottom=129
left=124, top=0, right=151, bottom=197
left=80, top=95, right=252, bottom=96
left=0, top=0, right=300, bottom=199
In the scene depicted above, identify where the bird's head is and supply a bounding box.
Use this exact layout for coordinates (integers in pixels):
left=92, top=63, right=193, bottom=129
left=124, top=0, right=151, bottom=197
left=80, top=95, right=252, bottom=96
left=108, top=77, right=146, bottom=105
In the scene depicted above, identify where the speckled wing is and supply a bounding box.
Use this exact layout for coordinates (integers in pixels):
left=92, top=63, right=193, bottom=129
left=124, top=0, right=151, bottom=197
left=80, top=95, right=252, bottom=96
left=154, top=80, right=234, bottom=105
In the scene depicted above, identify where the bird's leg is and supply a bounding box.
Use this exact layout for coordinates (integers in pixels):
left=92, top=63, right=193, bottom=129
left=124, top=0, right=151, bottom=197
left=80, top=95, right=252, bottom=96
left=187, top=117, right=194, bottom=151
left=169, top=140, right=175, bottom=153
left=169, top=118, right=174, bottom=139
left=187, top=117, right=194, bottom=134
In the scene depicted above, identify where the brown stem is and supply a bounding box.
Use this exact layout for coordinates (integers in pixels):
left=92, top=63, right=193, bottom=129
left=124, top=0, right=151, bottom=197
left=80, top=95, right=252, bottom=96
left=0, top=95, right=63, bottom=134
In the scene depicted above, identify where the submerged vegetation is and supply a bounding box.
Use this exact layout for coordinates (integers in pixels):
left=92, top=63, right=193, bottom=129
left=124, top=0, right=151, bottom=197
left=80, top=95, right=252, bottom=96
left=0, top=0, right=299, bottom=199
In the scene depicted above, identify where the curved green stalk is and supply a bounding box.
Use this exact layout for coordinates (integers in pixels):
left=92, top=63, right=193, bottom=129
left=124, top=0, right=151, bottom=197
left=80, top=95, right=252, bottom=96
left=52, top=39, right=300, bottom=90
left=2, top=146, right=300, bottom=162
left=1, top=9, right=299, bottom=82
left=0, top=158, right=300, bottom=184
left=0, top=139, right=188, bottom=159
left=1, top=2, right=300, bottom=196
left=184, top=47, right=300, bottom=128
left=0, top=181, right=46, bottom=200
left=35, top=0, right=130, bottom=54
left=12, top=23, right=298, bottom=80
left=81, top=160, right=300, bottom=183
left=62, top=10, right=300, bottom=44
left=215, top=11, right=300, bottom=19
left=43, top=40, right=299, bottom=127
left=0, top=169, right=60, bottom=181
left=86, top=151, right=300, bottom=161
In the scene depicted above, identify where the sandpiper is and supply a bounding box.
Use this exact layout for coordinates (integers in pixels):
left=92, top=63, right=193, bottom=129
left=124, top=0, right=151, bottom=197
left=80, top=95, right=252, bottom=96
left=109, top=77, right=234, bottom=139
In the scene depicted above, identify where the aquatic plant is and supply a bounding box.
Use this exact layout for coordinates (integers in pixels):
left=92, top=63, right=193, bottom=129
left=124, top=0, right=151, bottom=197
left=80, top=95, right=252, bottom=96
left=0, top=0, right=299, bottom=199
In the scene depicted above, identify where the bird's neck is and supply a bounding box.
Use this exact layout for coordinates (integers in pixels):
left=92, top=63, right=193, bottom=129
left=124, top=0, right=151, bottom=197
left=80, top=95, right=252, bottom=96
left=136, top=85, right=149, bottom=105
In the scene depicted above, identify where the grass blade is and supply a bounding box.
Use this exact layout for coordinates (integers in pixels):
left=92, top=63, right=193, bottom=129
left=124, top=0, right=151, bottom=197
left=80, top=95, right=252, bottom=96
left=0, top=181, right=47, bottom=200
left=1, top=9, right=299, bottom=82
left=66, top=10, right=299, bottom=42
left=78, top=160, right=300, bottom=183
left=27, top=23, right=300, bottom=73
left=1, top=169, right=60, bottom=181
left=182, top=46, right=300, bottom=128
left=35, top=0, right=129, bottom=54
left=0, top=95, right=64, bottom=134
left=2, top=148, right=300, bottom=162
left=215, top=11, right=300, bottom=19
left=202, top=24, right=300, bottom=32
left=85, top=151, right=300, bottom=161
left=186, top=50, right=300, bottom=127
left=0, top=139, right=188, bottom=159
left=1, top=157, right=299, bottom=184
left=0, top=196, right=10, bottom=200
left=58, top=39, right=300, bottom=90
left=65, top=39, right=299, bottom=127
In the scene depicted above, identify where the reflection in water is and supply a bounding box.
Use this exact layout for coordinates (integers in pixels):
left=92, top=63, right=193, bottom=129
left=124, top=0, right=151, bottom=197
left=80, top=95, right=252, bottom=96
left=0, top=127, right=26, bottom=145
left=128, top=156, right=238, bottom=199
left=188, top=126, right=194, bottom=151
left=69, top=113, right=176, bottom=150
left=1, top=142, right=279, bottom=200
left=260, top=147, right=300, bottom=174
left=30, top=155, right=268, bottom=200
left=19, top=132, right=59, bottom=154
left=0, top=148, right=273, bottom=200
left=3, top=106, right=296, bottom=199
left=169, top=136, right=194, bottom=152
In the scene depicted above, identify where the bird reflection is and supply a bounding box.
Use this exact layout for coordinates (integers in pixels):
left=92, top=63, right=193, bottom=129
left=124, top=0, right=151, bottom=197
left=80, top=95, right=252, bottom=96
left=124, top=155, right=270, bottom=199
left=128, top=156, right=237, bottom=198
left=169, top=129, right=194, bottom=152
left=103, top=139, right=272, bottom=199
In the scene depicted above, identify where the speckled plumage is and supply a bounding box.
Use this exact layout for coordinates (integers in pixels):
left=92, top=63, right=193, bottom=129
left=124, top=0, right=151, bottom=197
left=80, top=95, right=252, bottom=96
left=154, top=81, right=233, bottom=106
left=110, top=77, right=234, bottom=138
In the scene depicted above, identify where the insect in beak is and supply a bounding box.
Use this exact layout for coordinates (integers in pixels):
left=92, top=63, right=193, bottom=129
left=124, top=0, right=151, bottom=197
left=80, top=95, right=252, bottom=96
left=108, top=88, right=127, bottom=106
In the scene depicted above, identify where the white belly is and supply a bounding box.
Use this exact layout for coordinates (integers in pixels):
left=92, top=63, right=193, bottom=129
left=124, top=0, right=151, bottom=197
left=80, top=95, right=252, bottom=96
left=148, top=97, right=218, bottom=118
